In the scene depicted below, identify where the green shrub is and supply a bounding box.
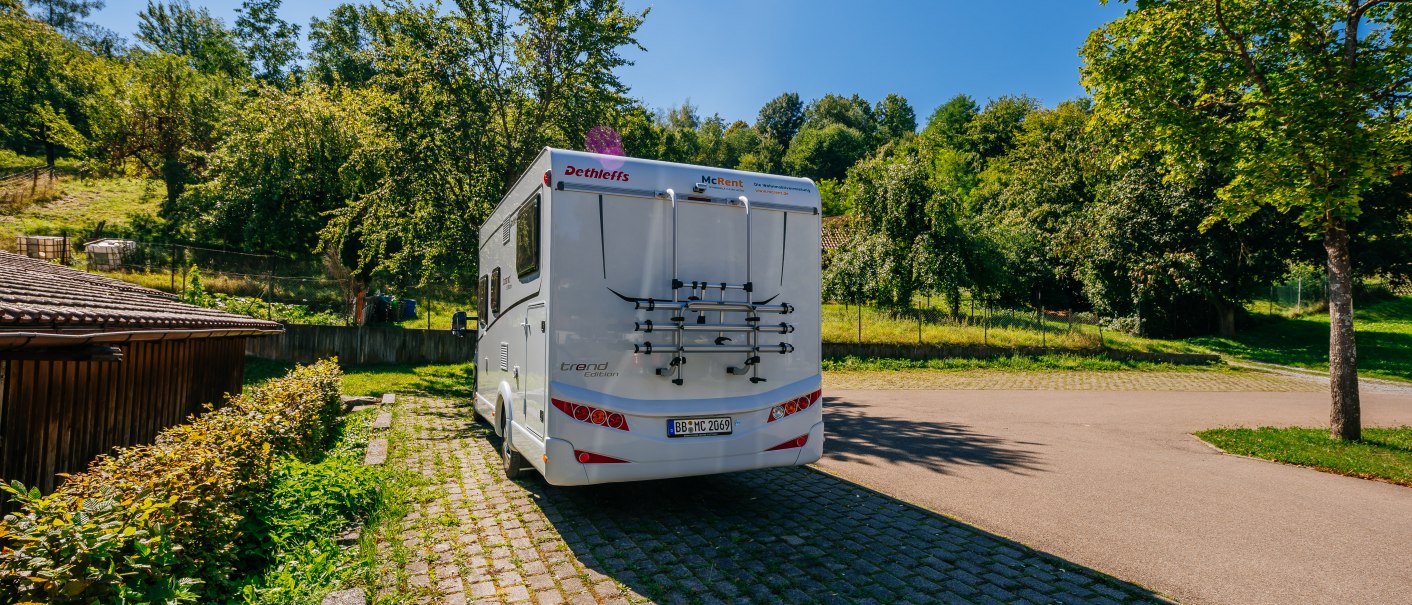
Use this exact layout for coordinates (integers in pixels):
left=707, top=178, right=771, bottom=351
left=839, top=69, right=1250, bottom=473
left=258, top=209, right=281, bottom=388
left=0, top=359, right=343, bottom=604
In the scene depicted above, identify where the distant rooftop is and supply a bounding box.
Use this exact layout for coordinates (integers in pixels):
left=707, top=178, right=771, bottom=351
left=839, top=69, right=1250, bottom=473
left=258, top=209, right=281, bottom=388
left=0, top=251, right=281, bottom=334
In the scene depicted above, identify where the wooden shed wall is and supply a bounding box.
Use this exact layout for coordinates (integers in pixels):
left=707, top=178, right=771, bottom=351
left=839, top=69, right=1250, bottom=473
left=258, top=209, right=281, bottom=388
left=0, top=337, right=247, bottom=496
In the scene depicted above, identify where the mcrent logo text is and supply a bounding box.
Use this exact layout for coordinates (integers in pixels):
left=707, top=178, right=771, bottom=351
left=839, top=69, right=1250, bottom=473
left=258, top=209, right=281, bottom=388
left=700, top=174, right=744, bottom=188
left=564, top=165, right=630, bottom=182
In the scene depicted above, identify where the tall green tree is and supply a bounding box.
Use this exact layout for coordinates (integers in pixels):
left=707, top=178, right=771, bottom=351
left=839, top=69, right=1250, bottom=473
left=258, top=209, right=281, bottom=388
left=755, top=91, right=804, bottom=149
left=783, top=122, right=868, bottom=181
left=25, top=0, right=101, bottom=36
left=180, top=84, right=382, bottom=255
left=87, top=51, right=233, bottom=211
left=137, top=0, right=248, bottom=78
left=307, top=3, right=376, bottom=86
left=1082, top=0, right=1412, bottom=440
left=325, top=0, right=646, bottom=287
left=234, top=0, right=300, bottom=85
left=874, top=93, right=917, bottom=141
left=0, top=8, right=95, bottom=166
left=922, top=94, right=978, bottom=152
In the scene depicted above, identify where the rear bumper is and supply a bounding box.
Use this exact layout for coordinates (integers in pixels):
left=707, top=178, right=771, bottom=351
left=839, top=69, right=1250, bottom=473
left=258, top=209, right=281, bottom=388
left=543, top=420, right=824, bottom=486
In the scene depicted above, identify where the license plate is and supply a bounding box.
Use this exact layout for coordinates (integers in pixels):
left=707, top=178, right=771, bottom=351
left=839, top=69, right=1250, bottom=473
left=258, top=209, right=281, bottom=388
left=667, top=416, right=733, bottom=437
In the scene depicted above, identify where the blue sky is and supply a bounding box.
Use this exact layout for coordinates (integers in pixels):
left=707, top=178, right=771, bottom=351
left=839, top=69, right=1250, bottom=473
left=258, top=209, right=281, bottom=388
left=89, top=1, right=1128, bottom=124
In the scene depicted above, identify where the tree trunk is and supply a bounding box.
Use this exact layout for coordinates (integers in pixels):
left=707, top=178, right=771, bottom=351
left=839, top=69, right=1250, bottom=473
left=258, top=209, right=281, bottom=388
left=1325, top=218, right=1360, bottom=441
left=1215, top=301, right=1236, bottom=337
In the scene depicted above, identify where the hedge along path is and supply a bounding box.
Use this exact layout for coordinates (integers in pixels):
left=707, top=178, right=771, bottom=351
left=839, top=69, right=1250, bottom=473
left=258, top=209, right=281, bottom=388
left=823, top=369, right=1320, bottom=392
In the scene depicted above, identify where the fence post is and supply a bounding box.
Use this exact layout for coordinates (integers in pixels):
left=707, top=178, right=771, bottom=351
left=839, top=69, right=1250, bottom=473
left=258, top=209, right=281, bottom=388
left=266, top=256, right=274, bottom=320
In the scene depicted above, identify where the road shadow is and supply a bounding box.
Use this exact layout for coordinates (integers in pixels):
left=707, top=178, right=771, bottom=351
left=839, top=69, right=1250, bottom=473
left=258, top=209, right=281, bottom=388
left=523, top=467, right=1165, bottom=604
left=822, top=396, right=1045, bottom=476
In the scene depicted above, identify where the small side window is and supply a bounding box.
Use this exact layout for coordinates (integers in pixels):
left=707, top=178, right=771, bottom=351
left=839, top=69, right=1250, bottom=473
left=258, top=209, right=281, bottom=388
left=516, top=194, right=541, bottom=278
left=477, top=275, right=489, bottom=324
left=490, top=267, right=501, bottom=315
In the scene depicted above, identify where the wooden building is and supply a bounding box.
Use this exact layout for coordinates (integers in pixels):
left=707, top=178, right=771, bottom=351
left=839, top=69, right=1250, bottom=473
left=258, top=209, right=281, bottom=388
left=0, top=252, right=282, bottom=494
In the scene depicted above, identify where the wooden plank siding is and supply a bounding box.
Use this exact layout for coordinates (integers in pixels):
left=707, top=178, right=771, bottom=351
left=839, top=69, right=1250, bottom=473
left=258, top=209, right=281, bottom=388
left=0, top=337, right=249, bottom=499
left=246, top=324, right=475, bottom=365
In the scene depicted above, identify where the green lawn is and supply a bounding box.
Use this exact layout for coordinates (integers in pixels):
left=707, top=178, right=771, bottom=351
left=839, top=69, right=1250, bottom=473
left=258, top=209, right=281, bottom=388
left=823, top=353, right=1227, bottom=373
left=823, top=302, right=1209, bottom=354
left=1196, top=426, right=1412, bottom=486
left=1191, top=297, right=1412, bottom=382
left=245, top=357, right=476, bottom=400
left=0, top=175, right=159, bottom=246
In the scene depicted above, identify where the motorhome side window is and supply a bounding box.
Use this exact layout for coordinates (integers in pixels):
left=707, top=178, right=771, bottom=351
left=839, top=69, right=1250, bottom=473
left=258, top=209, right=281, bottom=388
left=490, top=267, right=501, bottom=315
left=477, top=275, right=489, bottom=324
left=515, top=194, right=540, bottom=277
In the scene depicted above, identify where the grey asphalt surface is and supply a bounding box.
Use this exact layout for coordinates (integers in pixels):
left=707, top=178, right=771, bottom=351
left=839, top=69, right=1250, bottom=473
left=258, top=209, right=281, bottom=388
left=815, top=389, right=1412, bottom=605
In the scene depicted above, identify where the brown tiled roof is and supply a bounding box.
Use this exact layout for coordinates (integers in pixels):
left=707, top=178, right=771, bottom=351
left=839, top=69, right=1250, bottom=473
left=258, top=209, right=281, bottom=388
left=822, top=215, right=854, bottom=251
left=0, top=251, right=281, bottom=333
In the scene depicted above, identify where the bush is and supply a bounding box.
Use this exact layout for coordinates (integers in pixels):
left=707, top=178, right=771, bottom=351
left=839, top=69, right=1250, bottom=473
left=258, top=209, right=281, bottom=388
left=0, top=359, right=343, bottom=604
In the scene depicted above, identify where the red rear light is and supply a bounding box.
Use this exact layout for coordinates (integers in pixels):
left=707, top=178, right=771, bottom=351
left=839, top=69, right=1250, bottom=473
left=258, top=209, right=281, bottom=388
left=575, top=450, right=629, bottom=464
left=552, top=398, right=630, bottom=431
left=543, top=170, right=551, bottom=186
left=767, top=389, right=822, bottom=422
left=766, top=435, right=809, bottom=451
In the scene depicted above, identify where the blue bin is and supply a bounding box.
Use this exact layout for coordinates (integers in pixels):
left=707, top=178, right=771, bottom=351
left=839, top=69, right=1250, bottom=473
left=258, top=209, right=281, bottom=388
left=401, top=299, right=417, bottom=320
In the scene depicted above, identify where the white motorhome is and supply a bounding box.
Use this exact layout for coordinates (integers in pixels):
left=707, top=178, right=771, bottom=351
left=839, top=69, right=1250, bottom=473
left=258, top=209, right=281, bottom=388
left=471, top=148, right=822, bottom=485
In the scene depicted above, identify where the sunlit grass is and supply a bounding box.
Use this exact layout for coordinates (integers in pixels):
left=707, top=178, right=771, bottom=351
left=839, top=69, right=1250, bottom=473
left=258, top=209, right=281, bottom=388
left=0, top=176, right=158, bottom=247
left=245, top=357, right=476, bottom=400
left=1192, top=297, right=1412, bottom=382
left=822, top=302, right=1208, bottom=354
left=1196, top=426, right=1412, bottom=486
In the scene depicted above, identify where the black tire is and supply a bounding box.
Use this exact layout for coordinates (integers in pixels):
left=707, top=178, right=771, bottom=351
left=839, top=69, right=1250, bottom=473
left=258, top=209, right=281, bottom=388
left=501, top=414, right=527, bottom=480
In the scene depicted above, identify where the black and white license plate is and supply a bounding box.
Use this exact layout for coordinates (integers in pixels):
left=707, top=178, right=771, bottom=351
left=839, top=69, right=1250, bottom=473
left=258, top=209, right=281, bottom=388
left=667, top=416, right=733, bottom=437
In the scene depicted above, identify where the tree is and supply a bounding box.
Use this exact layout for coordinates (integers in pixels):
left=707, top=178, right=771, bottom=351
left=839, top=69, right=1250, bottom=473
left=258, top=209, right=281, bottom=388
left=875, top=93, right=917, bottom=141
left=87, top=51, right=233, bottom=211
left=324, top=0, right=646, bottom=288
left=0, top=9, right=95, bottom=166
left=25, top=0, right=101, bottom=36
left=844, top=153, right=933, bottom=309
left=180, top=84, right=382, bottom=256
left=234, top=0, right=300, bottom=85
left=802, top=93, right=877, bottom=142
left=137, top=0, right=248, bottom=78
left=308, top=3, right=376, bottom=86
left=1082, top=0, right=1412, bottom=440
left=755, top=91, right=803, bottom=149
left=783, top=123, right=868, bottom=181
left=922, top=94, right=978, bottom=152
left=966, top=95, right=1039, bottom=161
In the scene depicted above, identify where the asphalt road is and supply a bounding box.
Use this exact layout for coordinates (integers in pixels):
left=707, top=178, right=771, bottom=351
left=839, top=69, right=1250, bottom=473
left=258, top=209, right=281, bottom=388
left=816, top=389, right=1412, bottom=605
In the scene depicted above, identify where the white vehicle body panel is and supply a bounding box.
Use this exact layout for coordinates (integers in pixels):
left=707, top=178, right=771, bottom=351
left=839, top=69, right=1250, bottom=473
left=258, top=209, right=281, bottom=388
left=474, top=148, right=823, bottom=485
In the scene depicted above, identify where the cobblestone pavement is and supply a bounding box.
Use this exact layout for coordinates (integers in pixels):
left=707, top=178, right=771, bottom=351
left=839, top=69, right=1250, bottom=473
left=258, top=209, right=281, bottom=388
left=823, top=369, right=1316, bottom=392
left=375, top=396, right=1169, bottom=604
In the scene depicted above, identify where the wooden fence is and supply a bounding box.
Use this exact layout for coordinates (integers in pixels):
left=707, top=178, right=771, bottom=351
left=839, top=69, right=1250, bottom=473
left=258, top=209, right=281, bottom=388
left=246, top=324, right=475, bottom=365
left=0, top=338, right=248, bottom=498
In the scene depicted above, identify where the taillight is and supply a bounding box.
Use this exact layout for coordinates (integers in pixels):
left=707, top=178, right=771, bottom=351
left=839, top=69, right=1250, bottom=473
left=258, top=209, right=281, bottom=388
left=575, top=450, right=629, bottom=464
left=767, top=390, right=822, bottom=422
left=552, top=399, right=629, bottom=431
left=766, top=435, right=808, bottom=451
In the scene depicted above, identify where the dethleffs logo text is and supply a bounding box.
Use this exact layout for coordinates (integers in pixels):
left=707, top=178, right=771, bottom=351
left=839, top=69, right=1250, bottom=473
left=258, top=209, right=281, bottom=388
left=700, top=174, right=744, bottom=188
left=564, top=165, right=629, bottom=182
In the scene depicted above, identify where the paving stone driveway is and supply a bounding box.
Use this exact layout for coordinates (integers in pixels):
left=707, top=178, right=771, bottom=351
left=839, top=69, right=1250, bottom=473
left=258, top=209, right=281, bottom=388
left=374, top=396, right=1169, bottom=604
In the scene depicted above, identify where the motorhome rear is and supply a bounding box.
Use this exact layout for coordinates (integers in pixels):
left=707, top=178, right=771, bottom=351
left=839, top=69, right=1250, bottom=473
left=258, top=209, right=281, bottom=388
left=473, top=148, right=822, bottom=484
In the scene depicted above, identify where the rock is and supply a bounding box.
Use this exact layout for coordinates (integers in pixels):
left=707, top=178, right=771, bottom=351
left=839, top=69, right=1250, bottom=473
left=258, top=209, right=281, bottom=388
left=340, top=395, right=378, bottom=412
left=321, top=588, right=366, bottom=605
left=336, top=527, right=361, bottom=546
left=372, top=412, right=392, bottom=430
left=364, top=439, right=388, bottom=465
left=381, top=393, right=396, bottom=405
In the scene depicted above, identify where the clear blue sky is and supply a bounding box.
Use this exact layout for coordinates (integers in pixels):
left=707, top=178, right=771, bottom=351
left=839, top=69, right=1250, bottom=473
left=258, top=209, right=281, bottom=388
left=89, top=1, right=1128, bottom=124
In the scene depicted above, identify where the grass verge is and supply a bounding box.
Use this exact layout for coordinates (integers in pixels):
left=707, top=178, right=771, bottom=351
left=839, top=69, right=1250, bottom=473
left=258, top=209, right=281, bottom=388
left=1196, top=426, right=1412, bottom=487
